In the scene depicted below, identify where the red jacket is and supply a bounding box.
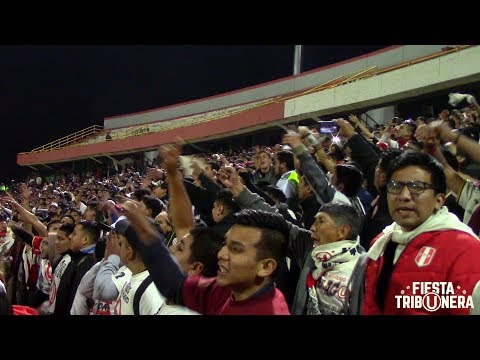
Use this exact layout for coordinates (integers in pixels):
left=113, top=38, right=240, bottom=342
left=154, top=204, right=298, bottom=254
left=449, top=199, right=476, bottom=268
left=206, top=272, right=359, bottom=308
left=363, top=230, right=480, bottom=315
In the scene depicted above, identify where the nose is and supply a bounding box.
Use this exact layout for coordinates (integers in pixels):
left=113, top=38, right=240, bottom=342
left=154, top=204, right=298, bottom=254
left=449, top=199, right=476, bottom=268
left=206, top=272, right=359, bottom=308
left=397, top=184, right=413, bottom=200
left=217, top=244, right=228, bottom=260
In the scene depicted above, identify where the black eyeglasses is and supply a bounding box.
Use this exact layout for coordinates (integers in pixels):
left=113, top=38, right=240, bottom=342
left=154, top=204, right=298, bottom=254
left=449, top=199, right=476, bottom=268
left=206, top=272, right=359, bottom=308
left=386, top=180, right=437, bottom=195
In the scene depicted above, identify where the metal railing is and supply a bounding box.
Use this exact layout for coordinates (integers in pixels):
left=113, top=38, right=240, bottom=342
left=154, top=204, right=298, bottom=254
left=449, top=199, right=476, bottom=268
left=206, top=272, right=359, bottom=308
left=30, top=125, right=103, bottom=153
left=24, top=45, right=473, bottom=154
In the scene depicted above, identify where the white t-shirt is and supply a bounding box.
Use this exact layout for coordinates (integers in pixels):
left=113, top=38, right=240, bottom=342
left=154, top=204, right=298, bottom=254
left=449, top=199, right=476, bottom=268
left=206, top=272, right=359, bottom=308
left=89, top=265, right=132, bottom=315
left=113, top=269, right=165, bottom=315
left=111, top=265, right=132, bottom=293
left=156, top=304, right=200, bottom=315
left=48, top=254, right=72, bottom=314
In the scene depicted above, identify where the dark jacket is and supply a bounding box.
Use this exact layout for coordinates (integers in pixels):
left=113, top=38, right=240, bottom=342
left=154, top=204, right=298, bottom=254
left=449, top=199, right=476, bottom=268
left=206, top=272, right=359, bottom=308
left=54, top=251, right=95, bottom=315
left=211, top=213, right=236, bottom=237
left=345, top=133, right=380, bottom=198
left=360, top=192, right=392, bottom=251
left=299, top=195, right=321, bottom=230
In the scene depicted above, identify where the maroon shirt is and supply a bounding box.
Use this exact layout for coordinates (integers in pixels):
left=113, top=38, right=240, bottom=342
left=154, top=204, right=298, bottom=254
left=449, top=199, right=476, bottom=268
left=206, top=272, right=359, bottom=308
left=182, top=275, right=290, bottom=315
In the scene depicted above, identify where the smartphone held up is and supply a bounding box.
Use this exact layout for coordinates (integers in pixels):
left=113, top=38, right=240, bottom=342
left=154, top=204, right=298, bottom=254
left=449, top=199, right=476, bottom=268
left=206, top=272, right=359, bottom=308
left=318, top=121, right=339, bottom=134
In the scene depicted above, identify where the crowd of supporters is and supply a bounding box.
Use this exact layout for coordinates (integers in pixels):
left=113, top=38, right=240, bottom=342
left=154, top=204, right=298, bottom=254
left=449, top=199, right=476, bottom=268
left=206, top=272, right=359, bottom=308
left=1, top=92, right=480, bottom=315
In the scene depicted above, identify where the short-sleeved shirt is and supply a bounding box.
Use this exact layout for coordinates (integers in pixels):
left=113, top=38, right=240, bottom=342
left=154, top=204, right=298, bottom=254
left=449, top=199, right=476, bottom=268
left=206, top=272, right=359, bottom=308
left=113, top=270, right=165, bottom=315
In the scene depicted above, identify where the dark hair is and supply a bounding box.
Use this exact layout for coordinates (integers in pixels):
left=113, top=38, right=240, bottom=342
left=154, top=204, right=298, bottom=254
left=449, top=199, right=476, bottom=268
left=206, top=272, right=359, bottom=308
left=255, top=180, right=272, bottom=190
left=69, top=208, right=82, bottom=217
left=189, top=227, right=224, bottom=277
left=386, top=151, right=446, bottom=195
left=263, top=185, right=287, bottom=203
left=77, top=221, right=101, bottom=244
left=207, top=161, right=221, bottom=172
left=215, top=189, right=240, bottom=214
left=59, top=223, right=75, bottom=236
left=47, top=220, right=62, bottom=232
left=318, top=202, right=362, bottom=240
left=133, top=188, right=151, bottom=202
left=275, top=151, right=295, bottom=171
left=378, top=149, right=403, bottom=173
left=327, top=144, right=345, bottom=162
left=257, top=150, right=272, bottom=159
left=59, top=215, right=75, bottom=224
left=335, top=164, right=363, bottom=197
left=142, top=195, right=163, bottom=219
left=233, top=210, right=288, bottom=278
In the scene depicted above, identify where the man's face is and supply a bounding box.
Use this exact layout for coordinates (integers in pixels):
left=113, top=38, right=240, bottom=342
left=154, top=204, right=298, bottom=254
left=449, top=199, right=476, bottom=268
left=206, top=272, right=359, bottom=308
left=0, top=221, right=7, bottom=234
left=118, top=234, right=132, bottom=265
left=49, top=222, right=61, bottom=234
left=258, top=152, right=271, bottom=171
left=298, top=176, right=311, bottom=201
left=83, top=207, right=96, bottom=221
left=55, top=230, right=71, bottom=254
left=310, top=212, right=342, bottom=247
left=70, top=211, right=81, bottom=224
left=204, top=164, right=215, bottom=179
left=273, top=157, right=282, bottom=177
left=40, top=239, right=49, bottom=259
left=139, top=201, right=150, bottom=217
left=155, top=212, right=171, bottom=235
left=61, top=216, right=75, bottom=225
left=69, top=224, right=87, bottom=252
left=394, top=124, right=410, bottom=139
left=216, top=225, right=263, bottom=292
left=211, top=201, right=224, bottom=223
left=387, top=166, right=445, bottom=232
left=169, top=233, right=195, bottom=275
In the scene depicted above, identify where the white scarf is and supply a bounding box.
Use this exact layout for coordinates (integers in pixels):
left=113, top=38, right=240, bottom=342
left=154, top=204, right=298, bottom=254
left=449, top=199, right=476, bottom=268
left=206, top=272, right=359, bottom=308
left=311, top=237, right=361, bottom=280
left=368, top=206, right=479, bottom=261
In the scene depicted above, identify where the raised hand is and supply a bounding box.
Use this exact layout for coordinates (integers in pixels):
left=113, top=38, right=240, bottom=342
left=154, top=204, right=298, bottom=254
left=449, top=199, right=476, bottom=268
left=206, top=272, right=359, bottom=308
left=122, top=201, right=158, bottom=245
left=104, top=231, right=121, bottom=259
left=159, top=144, right=182, bottom=174
left=218, top=166, right=244, bottom=196
left=282, top=132, right=303, bottom=149
left=334, top=118, right=355, bottom=138
left=191, top=160, right=204, bottom=178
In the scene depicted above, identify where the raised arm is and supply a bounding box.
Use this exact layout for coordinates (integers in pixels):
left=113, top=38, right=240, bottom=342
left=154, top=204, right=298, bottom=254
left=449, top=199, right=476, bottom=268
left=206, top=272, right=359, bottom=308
left=122, top=201, right=186, bottom=305
left=2, top=193, right=47, bottom=237
left=282, top=132, right=335, bottom=205
left=161, top=145, right=195, bottom=239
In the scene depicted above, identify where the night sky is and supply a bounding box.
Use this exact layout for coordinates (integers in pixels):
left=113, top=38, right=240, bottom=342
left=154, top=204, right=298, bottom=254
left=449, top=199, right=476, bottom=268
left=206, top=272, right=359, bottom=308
left=0, top=45, right=386, bottom=182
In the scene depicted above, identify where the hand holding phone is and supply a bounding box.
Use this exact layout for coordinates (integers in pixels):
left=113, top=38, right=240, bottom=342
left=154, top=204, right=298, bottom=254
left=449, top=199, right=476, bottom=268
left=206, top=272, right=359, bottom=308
left=319, top=121, right=339, bottom=134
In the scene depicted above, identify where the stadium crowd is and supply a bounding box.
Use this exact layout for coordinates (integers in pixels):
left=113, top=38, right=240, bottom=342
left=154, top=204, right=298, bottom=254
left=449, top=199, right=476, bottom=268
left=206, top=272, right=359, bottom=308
left=1, top=92, right=480, bottom=315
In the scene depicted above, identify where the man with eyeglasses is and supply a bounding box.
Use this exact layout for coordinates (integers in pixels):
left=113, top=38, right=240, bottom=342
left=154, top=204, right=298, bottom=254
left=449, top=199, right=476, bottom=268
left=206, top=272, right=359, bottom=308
left=362, top=151, right=480, bottom=315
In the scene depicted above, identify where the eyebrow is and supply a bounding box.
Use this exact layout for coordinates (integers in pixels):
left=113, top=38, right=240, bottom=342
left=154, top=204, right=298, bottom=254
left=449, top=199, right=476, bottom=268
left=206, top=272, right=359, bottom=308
left=227, top=239, right=246, bottom=249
